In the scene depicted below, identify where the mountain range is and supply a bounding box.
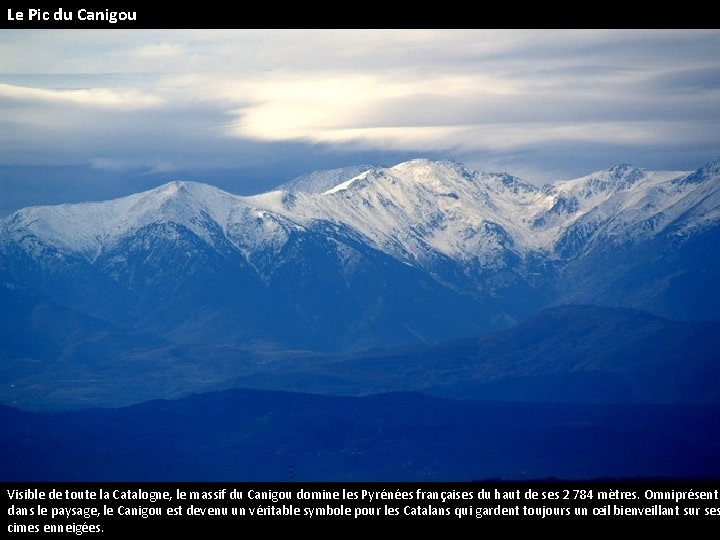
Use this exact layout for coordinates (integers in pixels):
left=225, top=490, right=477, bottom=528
left=2, top=300, right=717, bottom=410
left=2, top=156, right=719, bottom=352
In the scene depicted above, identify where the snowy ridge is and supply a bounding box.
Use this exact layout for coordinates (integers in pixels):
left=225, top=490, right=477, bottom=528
left=539, top=166, right=694, bottom=253
left=322, top=169, right=375, bottom=195
left=278, top=164, right=375, bottom=194
left=2, top=157, right=719, bottom=272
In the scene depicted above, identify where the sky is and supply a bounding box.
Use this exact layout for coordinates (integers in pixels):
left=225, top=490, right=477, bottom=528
left=1, top=29, right=720, bottom=216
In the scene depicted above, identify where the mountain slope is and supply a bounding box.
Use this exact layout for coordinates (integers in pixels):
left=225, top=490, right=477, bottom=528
left=230, top=305, right=720, bottom=405
left=2, top=304, right=718, bottom=410
left=277, top=164, right=374, bottom=193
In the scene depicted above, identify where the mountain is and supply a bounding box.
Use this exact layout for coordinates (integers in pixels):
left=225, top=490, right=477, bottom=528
left=1, top=156, right=719, bottom=351
left=225, top=305, right=720, bottom=406
left=0, top=285, right=262, bottom=410
left=3, top=304, right=718, bottom=410
left=557, top=158, right=720, bottom=319
left=2, top=388, right=719, bottom=481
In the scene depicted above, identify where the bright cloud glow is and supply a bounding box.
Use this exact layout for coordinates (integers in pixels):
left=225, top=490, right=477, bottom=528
left=226, top=73, right=521, bottom=142
left=0, top=83, right=164, bottom=109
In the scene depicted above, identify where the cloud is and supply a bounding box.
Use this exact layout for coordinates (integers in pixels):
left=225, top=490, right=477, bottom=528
left=645, top=67, right=720, bottom=94
left=89, top=158, right=176, bottom=173
left=217, top=61, right=718, bottom=155
left=260, top=121, right=716, bottom=155
left=131, top=42, right=184, bottom=59
left=0, top=83, right=163, bottom=109
left=225, top=72, right=518, bottom=141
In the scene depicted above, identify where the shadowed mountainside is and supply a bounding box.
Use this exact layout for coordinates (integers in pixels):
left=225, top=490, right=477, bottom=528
left=2, top=300, right=719, bottom=410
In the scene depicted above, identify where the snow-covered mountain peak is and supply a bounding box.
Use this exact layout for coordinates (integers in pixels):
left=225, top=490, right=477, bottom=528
left=705, top=155, right=720, bottom=173
left=556, top=164, right=645, bottom=195
left=263, top=159, right=547, bottom=264
left=148, top=180, right=240, bottom=218
left=391, top=157, right=459, bottom=173
left=546, top=164, right=686, bottom=226
left=317, top=160, right=469, bottom=200
left=151, top=180, right=235, bottom=203
left=153, top=179, right=218, bottom=201
left=0, top=180, right=250, bottom=259
left=156, top=179, right=191, bottom=195
left=679, top=155, right=720, bottom=185
left=607, top=163, right=639, bottom=177
left=316, top=159, right=531, bottom=202
left=389, top=158, right=476, bottom=185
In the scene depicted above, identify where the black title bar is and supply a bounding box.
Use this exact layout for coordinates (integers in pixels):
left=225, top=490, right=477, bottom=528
left=0, top=7, right=706, bottom=29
